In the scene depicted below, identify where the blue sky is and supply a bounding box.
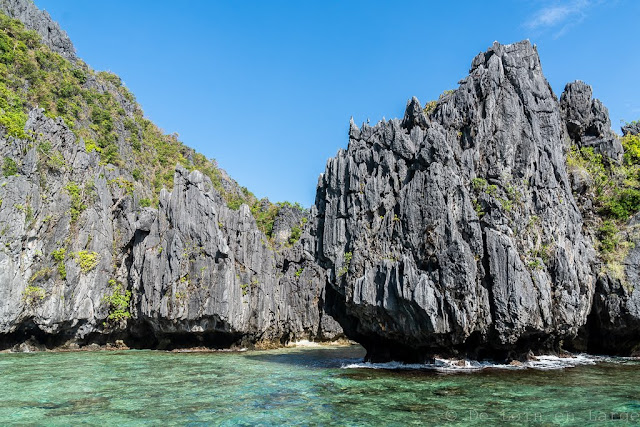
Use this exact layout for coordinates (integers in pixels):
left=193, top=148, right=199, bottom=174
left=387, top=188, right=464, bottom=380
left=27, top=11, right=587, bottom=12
left=35, top=0, right=640, bottom=206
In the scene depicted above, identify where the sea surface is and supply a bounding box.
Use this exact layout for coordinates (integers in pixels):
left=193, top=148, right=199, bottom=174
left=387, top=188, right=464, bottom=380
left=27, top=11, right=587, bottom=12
left=1, top=344, right=639, bottom=426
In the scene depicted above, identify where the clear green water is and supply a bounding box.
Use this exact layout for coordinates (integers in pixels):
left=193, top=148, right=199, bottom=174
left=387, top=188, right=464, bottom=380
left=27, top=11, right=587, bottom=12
left=1, top=345, right=639, bottom=426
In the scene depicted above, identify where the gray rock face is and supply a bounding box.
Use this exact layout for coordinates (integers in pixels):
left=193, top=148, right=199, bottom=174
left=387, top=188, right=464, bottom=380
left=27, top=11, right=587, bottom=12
left=622, top=122, right=640, bottom=136
left=316, top=41, right=596, bottom=361
left=560, top=81, right=623, bottom=162
left=0, top=109, right=342, bottom=349
left=0, top=109, right=115, bottom=345
left=0, top=0, right=76, bottom=59
left=272, top=205, right=306, bottom=247
left=3, top=0, right=640, bottom=360
left=0, top=0, right=343, bottom=351
left=585, top=214, right=640, bottom=356
left=559, top=82, right=640, bottom=356
left=129, top=166, right=341, bottom=346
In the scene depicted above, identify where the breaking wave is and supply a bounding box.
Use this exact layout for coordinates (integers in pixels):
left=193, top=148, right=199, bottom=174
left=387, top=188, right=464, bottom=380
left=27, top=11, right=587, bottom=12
left=341, top=354, right=602, bottom=372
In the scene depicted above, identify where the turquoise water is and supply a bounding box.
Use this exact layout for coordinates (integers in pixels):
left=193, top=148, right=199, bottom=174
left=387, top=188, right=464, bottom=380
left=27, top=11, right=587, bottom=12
left=1, top=345, right=639, bottom=426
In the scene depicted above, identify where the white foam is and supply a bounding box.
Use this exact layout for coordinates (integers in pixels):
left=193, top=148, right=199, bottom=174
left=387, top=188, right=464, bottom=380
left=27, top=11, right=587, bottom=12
left=522, top=354, right=596, bottom=370
left=342, top=354, right=598, bottom=373
left=288, top=340, right=322, bottom=348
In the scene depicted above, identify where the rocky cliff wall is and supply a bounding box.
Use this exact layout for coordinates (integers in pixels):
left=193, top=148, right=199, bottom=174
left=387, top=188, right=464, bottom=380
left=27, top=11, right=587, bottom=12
left=315, top=41, right=600, bottom=361
left=581, top=123, right=640, bottom=356
left=2, top=0, right=640, bottom=361
left=0, top=109, right=342, bottom=350
left=0, top=0, right=343, bottom=351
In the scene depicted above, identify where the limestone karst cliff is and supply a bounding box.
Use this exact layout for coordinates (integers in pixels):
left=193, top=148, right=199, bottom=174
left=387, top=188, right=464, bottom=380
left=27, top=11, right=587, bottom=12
left=316, top=41, right=596, bottom=361
left=316, top=43, right=640, bottom=361
left=1, top=1, right=639, bottom=360
left=1, top=106, right=342, bottom=349
left=0, top=0, right=341, bottom=350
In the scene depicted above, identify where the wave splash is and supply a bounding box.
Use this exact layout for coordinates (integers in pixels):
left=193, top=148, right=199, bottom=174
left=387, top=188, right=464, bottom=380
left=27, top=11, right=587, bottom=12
left=341, top=354, right=600, bottom=372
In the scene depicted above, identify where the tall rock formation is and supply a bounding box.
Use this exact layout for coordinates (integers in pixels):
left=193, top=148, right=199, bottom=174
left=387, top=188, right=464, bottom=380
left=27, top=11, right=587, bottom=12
left=0, top=108, right=342, bottom=349
left=560, top=81, right=623, bottom=163
left=316, top=41, right=597, bottom=361
left=2, top=1, right=640, bottom=360
left=561, top=85, right=640, bottom=356
left=0, top=0, right=342, bottom=350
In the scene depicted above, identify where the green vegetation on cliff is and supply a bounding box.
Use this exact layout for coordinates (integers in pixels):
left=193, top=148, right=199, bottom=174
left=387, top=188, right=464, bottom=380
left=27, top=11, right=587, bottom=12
left=0, top=12, right=295, bottom=237
left=103, top=279, right=131, bottom=323
left=567, top=132, right=640, bottom=280
left=22, top=285, right=45, bottom=305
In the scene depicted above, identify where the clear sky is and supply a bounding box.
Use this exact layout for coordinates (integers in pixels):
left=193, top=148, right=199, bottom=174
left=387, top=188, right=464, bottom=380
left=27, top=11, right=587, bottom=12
left=35, top=0, right=640, bottom=206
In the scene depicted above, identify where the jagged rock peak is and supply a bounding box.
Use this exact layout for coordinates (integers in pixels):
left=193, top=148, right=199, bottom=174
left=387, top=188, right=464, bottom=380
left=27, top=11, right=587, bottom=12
left=401, top=96, right=429, bottom=130
left=622, top=121, right=640, bottom=136
left=0, top=0, right=76, bottom=59
left=348, top=117, right=360, bottom=139
left=470, top=40, right=541, bottom=74
left=316, top=39, right=596, bottom=362
left=561, top=80, right=593, bottom=126
left=560, top=80, right=623, bottom=162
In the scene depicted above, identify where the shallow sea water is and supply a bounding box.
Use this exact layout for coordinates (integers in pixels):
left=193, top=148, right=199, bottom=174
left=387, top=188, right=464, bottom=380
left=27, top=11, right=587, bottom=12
left=1, top=345, right=639, bottom=426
